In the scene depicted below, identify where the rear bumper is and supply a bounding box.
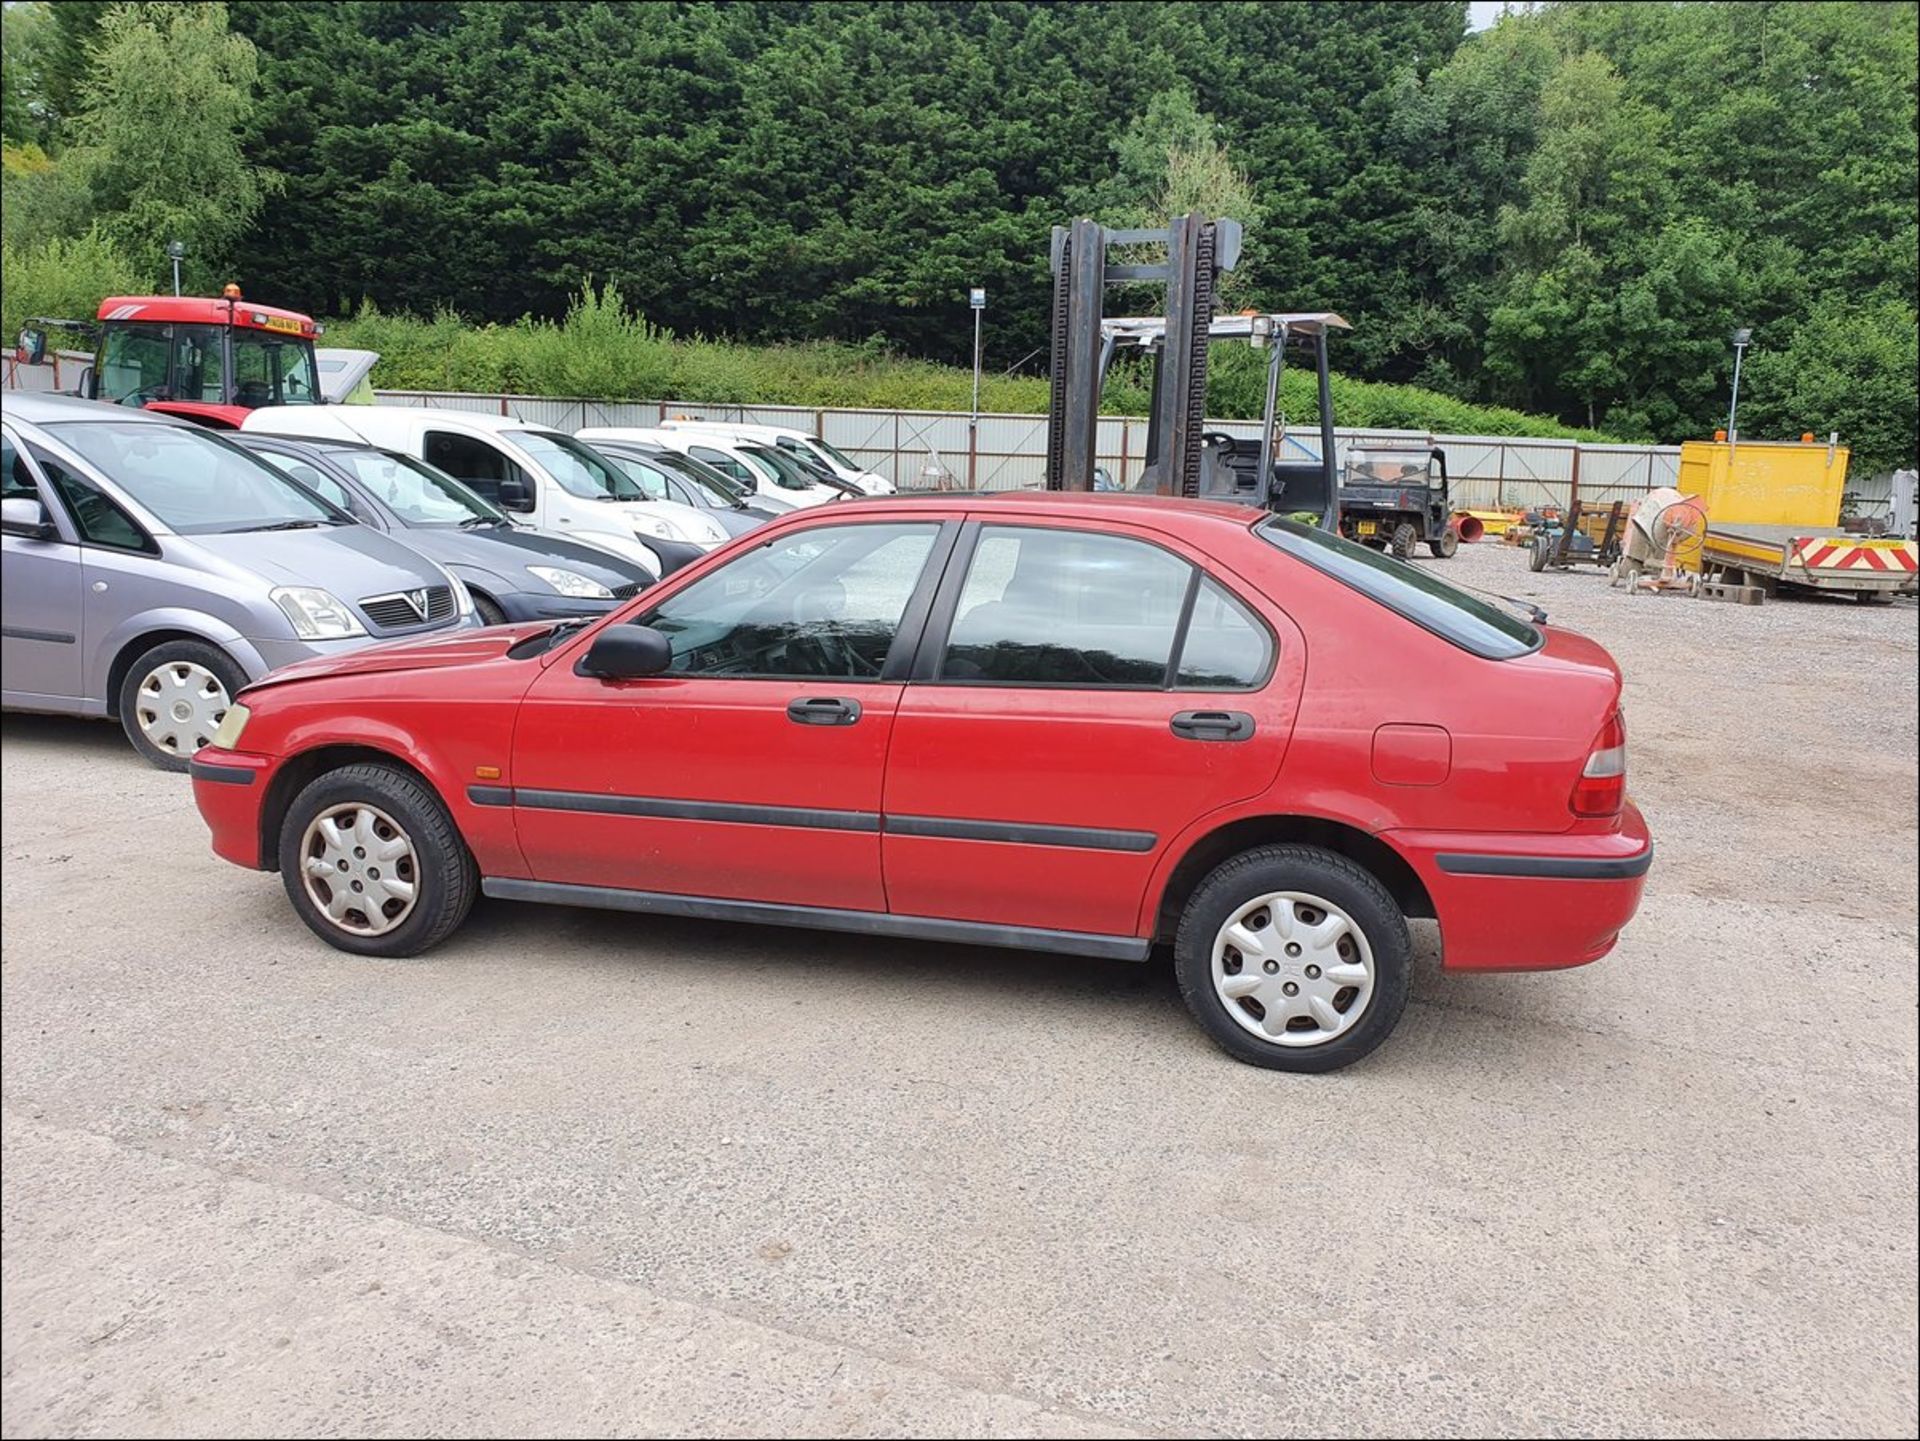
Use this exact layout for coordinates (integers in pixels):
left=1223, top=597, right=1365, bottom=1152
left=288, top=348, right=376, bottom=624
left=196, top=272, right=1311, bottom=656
left=1387, top=802, right=1652, bottom=972
left=190, top=749, right=277, bottom=869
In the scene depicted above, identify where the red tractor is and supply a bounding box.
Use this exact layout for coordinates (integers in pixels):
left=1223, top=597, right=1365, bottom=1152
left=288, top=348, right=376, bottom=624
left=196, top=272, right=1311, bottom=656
left=18, top=286, right=324, bottom=429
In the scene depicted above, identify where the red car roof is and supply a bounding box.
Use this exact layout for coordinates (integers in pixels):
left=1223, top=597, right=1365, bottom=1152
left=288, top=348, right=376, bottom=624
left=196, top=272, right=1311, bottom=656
left=95, top=296, right=318, bottom=337
left=846, top=489, right=1269, bottom=533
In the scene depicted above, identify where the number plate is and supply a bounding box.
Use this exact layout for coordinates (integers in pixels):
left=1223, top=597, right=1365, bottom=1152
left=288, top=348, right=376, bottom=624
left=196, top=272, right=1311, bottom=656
left=1356, top=520, right=1377, bottom=536
left=259, top=314, right=305, bottom=335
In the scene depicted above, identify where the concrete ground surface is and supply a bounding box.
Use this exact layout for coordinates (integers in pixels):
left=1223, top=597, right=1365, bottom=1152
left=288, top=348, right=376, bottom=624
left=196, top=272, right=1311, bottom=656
left=2, top=543, right=1915, bottom=1439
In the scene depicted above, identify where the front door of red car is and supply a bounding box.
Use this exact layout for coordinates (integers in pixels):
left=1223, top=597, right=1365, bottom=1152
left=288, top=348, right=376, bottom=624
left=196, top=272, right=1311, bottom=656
left=510, top=518, right=954, bottom=911
left=882, top=521, right=1301, bottom=938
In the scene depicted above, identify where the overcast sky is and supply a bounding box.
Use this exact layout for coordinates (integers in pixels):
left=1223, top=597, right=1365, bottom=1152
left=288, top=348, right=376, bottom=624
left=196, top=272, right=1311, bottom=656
left=1467, top=1, right=1515, bottom=32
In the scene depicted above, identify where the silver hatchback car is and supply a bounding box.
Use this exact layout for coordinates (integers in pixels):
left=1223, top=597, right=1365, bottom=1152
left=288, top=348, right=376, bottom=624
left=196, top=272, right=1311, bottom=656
left=2, top=393, right=478, bottom=769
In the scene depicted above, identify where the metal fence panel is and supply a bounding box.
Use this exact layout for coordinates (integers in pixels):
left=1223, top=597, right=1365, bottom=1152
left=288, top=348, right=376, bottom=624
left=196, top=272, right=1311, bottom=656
left=373, top=390, right=1688, bottom=511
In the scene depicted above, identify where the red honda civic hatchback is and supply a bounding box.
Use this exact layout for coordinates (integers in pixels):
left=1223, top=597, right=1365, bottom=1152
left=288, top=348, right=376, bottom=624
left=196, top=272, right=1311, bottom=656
left=191, top=493, right=1650, bottom=1071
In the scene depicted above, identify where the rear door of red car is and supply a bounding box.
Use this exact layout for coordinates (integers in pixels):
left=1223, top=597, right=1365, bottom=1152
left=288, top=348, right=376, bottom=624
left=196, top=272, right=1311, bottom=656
left=881, top=518, right=1301, bottom=938
left=508, top=517, right=957, bottom=911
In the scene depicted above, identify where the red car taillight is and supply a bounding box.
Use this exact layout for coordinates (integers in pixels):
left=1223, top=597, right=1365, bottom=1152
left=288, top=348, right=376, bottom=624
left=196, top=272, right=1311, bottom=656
left=1570, top=710, right=1627, bottom=817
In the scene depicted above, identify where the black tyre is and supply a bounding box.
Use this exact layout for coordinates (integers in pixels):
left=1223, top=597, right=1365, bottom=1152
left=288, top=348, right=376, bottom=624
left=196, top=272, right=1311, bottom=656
left=472, top=592, right=509, bottom=626
left=1529, top=534, right=1553, bottom=572
left=278, top=762, right=478, bottom=957
left=1390, top=522, right=1419, bottom=559
left=1428, top=527, right=1459, bottom=559
left=1174, top=845, right=1411, bottom=1073
left=117, top=638, right=250, bottom=771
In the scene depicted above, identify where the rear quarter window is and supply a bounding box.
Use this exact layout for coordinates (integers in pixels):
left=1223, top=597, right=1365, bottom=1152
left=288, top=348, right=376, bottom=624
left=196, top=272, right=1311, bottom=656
left=1258, top=517, right=1541, bottom=660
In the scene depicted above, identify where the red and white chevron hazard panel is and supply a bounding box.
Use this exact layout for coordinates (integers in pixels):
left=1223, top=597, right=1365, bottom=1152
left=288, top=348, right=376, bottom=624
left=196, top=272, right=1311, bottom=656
left=1791, top=538, right=1920, bottom=573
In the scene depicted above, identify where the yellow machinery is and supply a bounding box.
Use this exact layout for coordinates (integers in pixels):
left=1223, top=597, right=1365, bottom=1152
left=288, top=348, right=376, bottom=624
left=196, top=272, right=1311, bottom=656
left=1679, top=435, right=1917, bottom=599
left=1677, top=436, right=1848, bottom=527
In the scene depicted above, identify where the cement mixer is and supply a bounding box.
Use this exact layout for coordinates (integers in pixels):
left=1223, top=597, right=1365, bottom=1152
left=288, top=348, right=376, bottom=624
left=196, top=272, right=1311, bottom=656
left=1608, top=488, right=1706, bottom=589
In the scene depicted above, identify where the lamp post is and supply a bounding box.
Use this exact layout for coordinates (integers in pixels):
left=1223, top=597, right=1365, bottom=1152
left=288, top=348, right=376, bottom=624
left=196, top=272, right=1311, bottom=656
left=1727, top=326, right=1752, bottom=452
left=166, top=240, right=186, bottom=297
left=968, top=287, right=986, bottom=489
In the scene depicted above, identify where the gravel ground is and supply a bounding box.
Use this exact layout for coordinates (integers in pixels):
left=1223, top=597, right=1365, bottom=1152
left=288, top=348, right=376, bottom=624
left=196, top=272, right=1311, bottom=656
left=2, top=542, right=1915, bottom=1438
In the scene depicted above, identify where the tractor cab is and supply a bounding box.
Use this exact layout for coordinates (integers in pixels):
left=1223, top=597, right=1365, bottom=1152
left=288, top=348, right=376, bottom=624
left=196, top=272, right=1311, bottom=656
left=81, top=290, right=323, bottom=429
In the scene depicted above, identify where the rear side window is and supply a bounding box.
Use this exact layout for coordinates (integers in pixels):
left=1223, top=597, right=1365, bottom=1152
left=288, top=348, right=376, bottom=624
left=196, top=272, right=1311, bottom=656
left=1258, top=516, right=1541, bottom=659
left=424, top=430, right=524, bottom=502
left=938, top=525, right=1270, bottom=690
left=1174, top=577, right=1272, bottom=688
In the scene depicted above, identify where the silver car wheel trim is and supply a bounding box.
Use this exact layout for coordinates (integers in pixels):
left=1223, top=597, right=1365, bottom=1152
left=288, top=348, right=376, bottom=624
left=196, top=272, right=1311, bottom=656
left=299, top=802, right=420, bottom=937
left=135, top=661, right=229, bottom=756
left=1211, top=890, right=1376, bottom=1048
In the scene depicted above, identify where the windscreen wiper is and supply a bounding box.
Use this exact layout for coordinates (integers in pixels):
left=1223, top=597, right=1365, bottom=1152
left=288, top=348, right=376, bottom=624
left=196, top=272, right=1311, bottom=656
left=459, top=515, right=509, bottom=529
left=241, top=518, right=327, bottom=532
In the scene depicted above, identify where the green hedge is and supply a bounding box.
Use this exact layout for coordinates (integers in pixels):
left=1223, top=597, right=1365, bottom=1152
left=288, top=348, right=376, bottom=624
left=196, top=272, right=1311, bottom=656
left=331, top=287, right=1613, bottom=439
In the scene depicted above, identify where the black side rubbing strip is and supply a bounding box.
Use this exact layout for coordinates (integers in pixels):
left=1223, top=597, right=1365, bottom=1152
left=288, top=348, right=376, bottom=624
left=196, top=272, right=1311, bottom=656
left=189, top=760, right=255, bottom=786
left=884, top=813, right=1156, bottom=852
left=1435, top=846, right=1653, bottom=881
left=1, top=626, right=76, bottom=645
left=467, top=785, right=513, bottom=807
left=480, top=877, right=1152, bottom=962
left=510, top=787, right=881, bottom=833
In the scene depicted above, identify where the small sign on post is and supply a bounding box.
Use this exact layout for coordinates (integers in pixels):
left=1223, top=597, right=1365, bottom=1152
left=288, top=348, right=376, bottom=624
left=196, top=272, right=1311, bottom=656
left=969, top=287, right=986, bottom=310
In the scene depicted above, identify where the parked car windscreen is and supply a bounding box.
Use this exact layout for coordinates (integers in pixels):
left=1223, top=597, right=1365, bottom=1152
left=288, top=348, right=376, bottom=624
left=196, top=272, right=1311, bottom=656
left=511, top=431, right=648, bottom=501
left=1257, top=516, right=1541, bottom=659
left=329, top=449, right=502, bottom=526
left=645, top=449, right=751, bottom=504
left=741, top=443, right=831, bottom=493
left=46, top=422, right=346, bottom=535
left=805, top=436, right=860, bottom=471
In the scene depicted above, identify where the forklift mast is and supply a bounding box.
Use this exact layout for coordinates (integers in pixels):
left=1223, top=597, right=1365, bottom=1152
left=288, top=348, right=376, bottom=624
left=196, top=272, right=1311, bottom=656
left=1044, top=214, right=1241, bottom=497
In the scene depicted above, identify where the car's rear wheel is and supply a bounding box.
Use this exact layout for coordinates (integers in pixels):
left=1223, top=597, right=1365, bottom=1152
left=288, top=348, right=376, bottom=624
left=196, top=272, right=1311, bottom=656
left=1390, top=522, right=1419, bottom=559
left=278, top=763, right=477, bottom=957
left=118, top=639, right=249, bottom=771
left=1174, top=845, right=1411, bottom=1072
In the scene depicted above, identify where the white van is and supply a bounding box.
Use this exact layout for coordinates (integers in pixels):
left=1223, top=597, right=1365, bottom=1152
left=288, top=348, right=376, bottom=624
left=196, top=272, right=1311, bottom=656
left=241, top=407, right=729, bottom=572
left=577, top=427, right=842, bottom=509
left=657, top=419, right=894, bottom=494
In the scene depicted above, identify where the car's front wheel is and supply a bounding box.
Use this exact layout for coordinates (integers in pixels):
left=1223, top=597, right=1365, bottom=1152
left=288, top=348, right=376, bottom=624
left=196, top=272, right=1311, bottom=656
left=278, top=763, right=477, bottom=957
left=1174, top=845, right=1411, bottom=1072
left=118, top=638, right=249, bottom=771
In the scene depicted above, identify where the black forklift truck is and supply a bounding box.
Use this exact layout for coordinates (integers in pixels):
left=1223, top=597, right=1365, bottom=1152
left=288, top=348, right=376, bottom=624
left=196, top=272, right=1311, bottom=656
left=1041, top=213, right=1349, bottom=530
left=1337, top=443, right=1458, bottom=558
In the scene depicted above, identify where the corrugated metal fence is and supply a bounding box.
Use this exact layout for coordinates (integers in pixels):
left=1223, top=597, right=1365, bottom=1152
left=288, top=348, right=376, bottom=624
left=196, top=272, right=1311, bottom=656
left=370, top=389, right=1684, bottom=514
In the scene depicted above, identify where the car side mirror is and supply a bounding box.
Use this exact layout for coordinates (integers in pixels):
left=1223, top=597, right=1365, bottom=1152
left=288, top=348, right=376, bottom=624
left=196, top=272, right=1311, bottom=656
left=17, top=327, right=47, bottom=365
left=0, top=496, right=57, bottom=540
left=498, top=476, right=534, bottom=512
left=576, top=624, right=672, bottom=681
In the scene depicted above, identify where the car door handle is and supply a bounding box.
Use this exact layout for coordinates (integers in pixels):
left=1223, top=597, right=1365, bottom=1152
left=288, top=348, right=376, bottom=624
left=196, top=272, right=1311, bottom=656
left=1170, top=709, right=1255, bottom=742
left=787, top=696, right=862, bottom=726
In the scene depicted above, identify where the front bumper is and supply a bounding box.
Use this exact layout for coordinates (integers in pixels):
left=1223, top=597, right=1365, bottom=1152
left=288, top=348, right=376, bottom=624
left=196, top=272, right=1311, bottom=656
left=190, top=749, right=278, bottom=870
left=1387, top=801, right=1652, bottom=972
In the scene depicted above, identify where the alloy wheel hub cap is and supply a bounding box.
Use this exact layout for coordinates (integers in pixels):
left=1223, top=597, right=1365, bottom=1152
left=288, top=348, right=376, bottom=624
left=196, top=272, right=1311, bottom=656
left=1210, top=891, right=1375, bottom=1047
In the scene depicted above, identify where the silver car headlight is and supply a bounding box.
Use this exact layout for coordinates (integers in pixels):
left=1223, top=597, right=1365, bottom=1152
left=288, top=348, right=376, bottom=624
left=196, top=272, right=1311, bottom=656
left=270, top=586, right=366, bottom=639
left=526, top=565, right=614, bottom=599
